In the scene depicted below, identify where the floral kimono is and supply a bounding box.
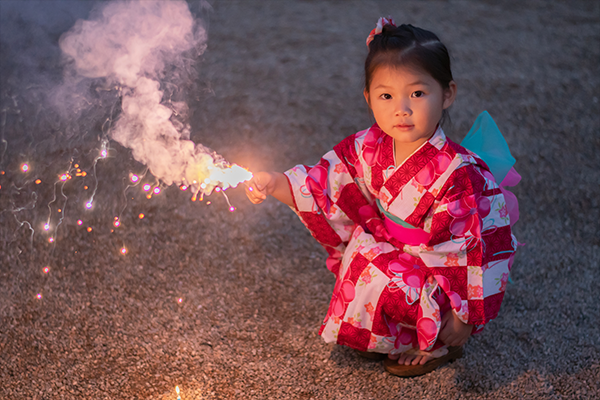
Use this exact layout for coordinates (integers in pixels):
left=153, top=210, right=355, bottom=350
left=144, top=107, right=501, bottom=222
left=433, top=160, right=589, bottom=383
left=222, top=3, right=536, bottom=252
left=284, top=112, right=519, bottom=354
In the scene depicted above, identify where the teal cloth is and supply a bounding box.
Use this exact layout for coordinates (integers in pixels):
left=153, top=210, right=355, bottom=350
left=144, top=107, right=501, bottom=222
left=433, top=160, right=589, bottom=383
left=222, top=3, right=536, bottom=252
left=460, top=111, right=515, bottom=183
left=376, top=198, right=418, bottom=229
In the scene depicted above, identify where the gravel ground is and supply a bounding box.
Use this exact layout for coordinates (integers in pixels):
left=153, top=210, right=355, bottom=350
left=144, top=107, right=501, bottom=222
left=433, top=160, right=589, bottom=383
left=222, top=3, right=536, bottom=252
left=1, top=1, right=599, bottom=399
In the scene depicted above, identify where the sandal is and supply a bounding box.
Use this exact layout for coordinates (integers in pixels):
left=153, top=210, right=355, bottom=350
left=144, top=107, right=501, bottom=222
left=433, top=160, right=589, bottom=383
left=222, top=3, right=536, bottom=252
left=383, top=346, right=463, bottom=377
left=355, top=350, right=386, bottom=360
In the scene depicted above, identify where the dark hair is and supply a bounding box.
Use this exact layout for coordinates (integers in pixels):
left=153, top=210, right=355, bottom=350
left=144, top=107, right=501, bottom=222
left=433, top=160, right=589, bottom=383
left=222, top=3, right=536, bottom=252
left=365, top=24, right=453, bottom=92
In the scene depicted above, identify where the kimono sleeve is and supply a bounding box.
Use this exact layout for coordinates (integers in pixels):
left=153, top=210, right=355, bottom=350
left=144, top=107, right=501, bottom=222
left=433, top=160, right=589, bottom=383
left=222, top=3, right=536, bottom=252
left=284, top=147, right=370, bottom=274
left=418, top=164, right=515, bottom=331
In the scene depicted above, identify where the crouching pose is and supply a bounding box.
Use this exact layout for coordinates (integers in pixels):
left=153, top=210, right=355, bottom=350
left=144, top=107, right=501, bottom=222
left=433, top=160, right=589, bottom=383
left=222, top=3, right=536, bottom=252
left=246, top=17, right=519, bottom=377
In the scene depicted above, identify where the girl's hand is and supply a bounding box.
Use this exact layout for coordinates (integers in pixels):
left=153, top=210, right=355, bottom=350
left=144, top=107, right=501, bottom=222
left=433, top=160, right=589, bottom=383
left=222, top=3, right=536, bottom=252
left=438, top=310, right=473, bottom=347
left=245, top=171, right=295, bottom=207
left=245, top=171, right=276, bottom=204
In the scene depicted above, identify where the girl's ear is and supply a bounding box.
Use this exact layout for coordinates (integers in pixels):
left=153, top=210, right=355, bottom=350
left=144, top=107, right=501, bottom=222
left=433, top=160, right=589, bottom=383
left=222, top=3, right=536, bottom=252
left=363, top=88, right=371, bottom=108
left=442, top=81, right=457, bottom=110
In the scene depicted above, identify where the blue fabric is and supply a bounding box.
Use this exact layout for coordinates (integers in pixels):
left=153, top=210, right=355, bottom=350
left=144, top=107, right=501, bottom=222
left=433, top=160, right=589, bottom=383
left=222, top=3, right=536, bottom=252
left=460, top=111, right=515, bottom=183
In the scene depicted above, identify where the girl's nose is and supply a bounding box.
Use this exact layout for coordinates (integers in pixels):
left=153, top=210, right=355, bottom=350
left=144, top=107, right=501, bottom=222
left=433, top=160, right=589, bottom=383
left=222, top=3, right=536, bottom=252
left=395, top=100, right=412, bottom=116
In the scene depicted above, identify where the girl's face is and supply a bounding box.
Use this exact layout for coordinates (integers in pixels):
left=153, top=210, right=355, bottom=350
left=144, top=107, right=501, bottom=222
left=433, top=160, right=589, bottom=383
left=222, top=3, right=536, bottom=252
left=364, top=65, right=456, bottom=154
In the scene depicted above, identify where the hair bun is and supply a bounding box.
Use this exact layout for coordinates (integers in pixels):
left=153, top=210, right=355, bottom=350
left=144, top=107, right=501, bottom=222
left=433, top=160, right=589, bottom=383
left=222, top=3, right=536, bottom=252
left=366, top=16, right=396, bottom=48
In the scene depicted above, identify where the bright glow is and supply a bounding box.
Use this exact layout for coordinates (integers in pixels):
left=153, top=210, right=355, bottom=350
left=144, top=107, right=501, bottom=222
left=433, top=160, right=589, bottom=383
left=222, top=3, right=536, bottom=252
left=21, top=164, right=29, bottom=172
left=44, top=224, right=50, bottom=231
left=130, top=174, right=139, bottom=183
left=43, top=267, right=50, bottom=273
left=85, top=201, right=93, bottom=209
left=180, top=185, right=187, bottom=191
left=229, top=206, right=236, bottom=212
left=138, top=213, right=144, bottom=219
left=87, top=227, right=92, bottom=232
left=178, top=298, right=183, bottom=303
left=60, top=173, right=69, bottom=181
left=176, top=386, right=181, bottom=400
left=120, top=247, right=127, bottom=255
left=153, top=187, right=161, bottom=194
left=48, top=237, right=54, bottom=243
left=35, top=179, right=41, bottom=184
left=143, top=184, right=151, bottom=192
left=114, top=220, right=120, bottom=228
left=37, top=293, right=42, bottom=299
left=100, top=149, right=107, bottom=158
left=77, top=220, right=83, bottom=225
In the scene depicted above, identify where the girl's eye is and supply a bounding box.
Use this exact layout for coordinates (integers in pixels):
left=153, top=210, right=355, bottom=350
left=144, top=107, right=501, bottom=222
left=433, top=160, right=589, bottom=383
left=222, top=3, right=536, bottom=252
left=412, top=91, right=425, bottom=98
left=380, top=93, right=392, bottom=100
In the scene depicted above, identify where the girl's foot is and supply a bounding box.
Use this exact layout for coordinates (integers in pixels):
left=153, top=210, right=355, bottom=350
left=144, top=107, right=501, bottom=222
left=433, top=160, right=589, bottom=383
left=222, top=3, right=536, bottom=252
left=389, top=351, right=433, bottom=365
left=384, top=346, right=463, bottom=377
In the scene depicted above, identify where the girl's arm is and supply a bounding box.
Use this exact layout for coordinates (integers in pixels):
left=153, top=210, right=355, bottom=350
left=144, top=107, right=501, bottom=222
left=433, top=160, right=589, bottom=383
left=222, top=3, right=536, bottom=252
left=245, top=171, right=294, bottom=208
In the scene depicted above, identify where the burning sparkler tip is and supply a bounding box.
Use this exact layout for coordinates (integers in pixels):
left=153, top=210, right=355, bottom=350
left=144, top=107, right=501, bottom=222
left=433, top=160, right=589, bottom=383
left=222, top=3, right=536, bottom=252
left=37, top=293, right=42, bottom=300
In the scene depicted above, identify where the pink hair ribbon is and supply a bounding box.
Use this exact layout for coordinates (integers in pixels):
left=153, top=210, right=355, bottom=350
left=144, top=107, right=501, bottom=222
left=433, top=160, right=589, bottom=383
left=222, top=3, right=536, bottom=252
left=366, top=16, right=396, bottom=47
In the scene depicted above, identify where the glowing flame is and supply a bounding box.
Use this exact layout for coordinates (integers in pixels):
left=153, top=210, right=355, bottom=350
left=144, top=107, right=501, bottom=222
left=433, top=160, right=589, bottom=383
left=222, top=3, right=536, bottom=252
left=21, top=163, right=29, bottom=172
left=44, top=224, right=50, bottom=231
left=37, top=293, right=42, bottom=299
left=130, top=174, right=139, bottom=183
left=85, top=201, right=93, bottom=209
left=77, top=220, right=83, bottom=225
left=153, top=187, right=161, bottom=195
left=176, top=386, right=181, bottom=400
left=120, top=247, right=127, bottom=255
left=43, top=267, right=50, bottom=273
left=143, top=184, right=151, bottom=192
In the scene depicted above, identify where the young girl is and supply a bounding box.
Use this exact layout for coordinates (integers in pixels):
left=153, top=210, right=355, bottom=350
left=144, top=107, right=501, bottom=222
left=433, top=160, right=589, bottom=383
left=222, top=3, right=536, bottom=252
left=246, top=17, right=519, bottom=377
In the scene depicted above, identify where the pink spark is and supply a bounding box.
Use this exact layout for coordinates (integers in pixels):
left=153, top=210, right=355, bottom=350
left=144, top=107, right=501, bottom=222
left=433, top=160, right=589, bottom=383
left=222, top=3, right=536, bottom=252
left=21, top=164, right=29, bottom=172
left=37, top=293, right=42, bottom=299
left=143, top=184, right=151, bottom=192
left=130, top=174, right=139, bottom=183
left=153, top=187, right=161, bottom=195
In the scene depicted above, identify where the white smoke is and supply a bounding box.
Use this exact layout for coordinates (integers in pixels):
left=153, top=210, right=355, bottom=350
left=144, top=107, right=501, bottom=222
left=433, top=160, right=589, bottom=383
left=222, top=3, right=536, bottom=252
left=58, top=0, right=250, bottom=193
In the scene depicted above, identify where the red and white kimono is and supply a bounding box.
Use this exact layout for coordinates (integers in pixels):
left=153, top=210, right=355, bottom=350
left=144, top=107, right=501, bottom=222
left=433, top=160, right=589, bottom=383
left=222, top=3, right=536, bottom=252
left=284, top=123, right=518, bottom=355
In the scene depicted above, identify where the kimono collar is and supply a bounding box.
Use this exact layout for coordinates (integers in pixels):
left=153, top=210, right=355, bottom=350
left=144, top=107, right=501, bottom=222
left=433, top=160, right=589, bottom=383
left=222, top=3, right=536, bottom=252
left=362, top=123, right=447, bottom=169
